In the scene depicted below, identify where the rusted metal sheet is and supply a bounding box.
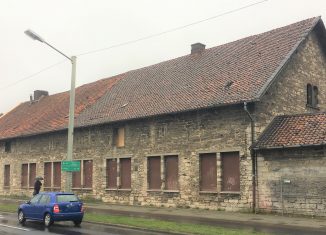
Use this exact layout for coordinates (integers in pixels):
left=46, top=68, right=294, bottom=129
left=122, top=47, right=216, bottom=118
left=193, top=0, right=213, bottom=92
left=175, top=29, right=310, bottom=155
left=221, top=152, right=240, bottom=192
left=72, top=161, right=81, bottom=188
left=164, top=155, right=178, bottom=190
left=21, top=164, right=28, bottom=188
left=44, top=162, right=52, bottom=188
left=200, top=153, right=217, bottom=191
left=148, top=157, right=161, bottom=190
left=83, top=160, right=93, bottom=188
left=53, top=162, right=61, bottom=188
left=120, top=158, right=131, bottom=189
left=4, top=165, right=10, bottom=187
left=29, top=163, right=36, bottom=188
left=106, top=159, right=117, bottom=188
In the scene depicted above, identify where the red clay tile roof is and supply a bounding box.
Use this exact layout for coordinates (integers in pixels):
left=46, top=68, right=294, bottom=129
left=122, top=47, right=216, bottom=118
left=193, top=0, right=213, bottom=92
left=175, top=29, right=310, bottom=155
left=253, top=113, right=326, bottom=149
left=0, top=17, right=323, bottom=140
left=0, top=76, right=121, bottom=140
left=75, top=17, right=321, bottom=127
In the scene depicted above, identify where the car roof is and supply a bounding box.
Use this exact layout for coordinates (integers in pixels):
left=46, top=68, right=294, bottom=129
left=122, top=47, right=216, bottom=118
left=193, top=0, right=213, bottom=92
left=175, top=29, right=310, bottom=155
left=39, top=192, right=76, bottom=196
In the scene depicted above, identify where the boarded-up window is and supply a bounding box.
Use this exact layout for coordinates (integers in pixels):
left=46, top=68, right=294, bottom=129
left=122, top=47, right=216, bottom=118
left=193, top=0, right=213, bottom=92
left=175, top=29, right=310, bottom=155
left=4, top=142, right=11, bottom=153
left=4, top=165, right=10, bottom=187
left=83, top=160, right=93, bottom=188
left=21, top=164, right=28, bottom=188
left=221, top=152, right=240, bottom=192
left=106, top=159, right=117, bottom=189
left=120, top=158, right=131, bottom=189
left=44, top=162, right=52, bottom=188
left=164, top=155, right=178, bottom=190
left=200, top=153, right=217, bottom=191
left=148, top=156, right=161, bottom=190
left=307, top=84, right=313, bottom=106
left=72, top=160, right=81, bottom=188
left=53, top=162, right=61, bottom=188
left=307, top=84, right=319, bottom=108
left=29, top=163, right=36, bottom=188
left=114, top=127, right=125, bottom=147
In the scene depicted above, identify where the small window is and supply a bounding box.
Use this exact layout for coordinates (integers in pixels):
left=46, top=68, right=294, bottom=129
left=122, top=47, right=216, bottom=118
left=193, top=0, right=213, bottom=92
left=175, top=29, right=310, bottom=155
left=4, top=165, right=10, bottom=187
left=221, top=152, right=240, bottom=192
left=21, top=164, right=28, bottom=188
left=199, top=153, right=217, bottom=191
left=29, top=163, right=36, bottom=189
left=4, top=142, right=11, bottom=153
left=106, top=159, right=117, bottom=189
left=39, top=195, right=51, bottom=204
left=113, top=127, right=125, bottom=147
left=148, top=156, right=161, bottom=190
left=307, top=84, right=319, bottom=108
left=164, top=156, right=178, bottom=190
left=53, top=162, right=61, bottom=188
left=44, top=162, right=52, bottom=188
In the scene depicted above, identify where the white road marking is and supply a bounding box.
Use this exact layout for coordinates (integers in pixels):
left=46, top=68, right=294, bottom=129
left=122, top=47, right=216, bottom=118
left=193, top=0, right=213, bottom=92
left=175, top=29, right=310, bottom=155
left=0, top=223, right=30, bottom=231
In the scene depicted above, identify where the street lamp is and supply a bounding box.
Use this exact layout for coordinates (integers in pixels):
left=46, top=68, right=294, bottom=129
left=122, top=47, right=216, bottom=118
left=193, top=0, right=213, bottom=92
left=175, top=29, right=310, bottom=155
left=25, top=29, right=76, bottom=192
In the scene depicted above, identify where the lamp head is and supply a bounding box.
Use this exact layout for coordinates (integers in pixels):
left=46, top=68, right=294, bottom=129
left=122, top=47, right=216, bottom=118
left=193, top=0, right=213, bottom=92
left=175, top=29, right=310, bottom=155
left=24, top=29, right=45, bottom=43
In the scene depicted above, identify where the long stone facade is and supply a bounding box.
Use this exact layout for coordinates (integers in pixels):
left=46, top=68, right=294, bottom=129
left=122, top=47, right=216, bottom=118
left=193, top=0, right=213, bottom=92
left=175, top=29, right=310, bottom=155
left=0, top=106, right=254, bottom=211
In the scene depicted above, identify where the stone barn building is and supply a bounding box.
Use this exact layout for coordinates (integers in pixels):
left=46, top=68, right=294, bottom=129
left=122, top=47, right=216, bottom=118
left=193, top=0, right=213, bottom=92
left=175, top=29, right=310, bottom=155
left=0, top=16, right=325, bottom=213
left=253, top=113, right=326, bottom=216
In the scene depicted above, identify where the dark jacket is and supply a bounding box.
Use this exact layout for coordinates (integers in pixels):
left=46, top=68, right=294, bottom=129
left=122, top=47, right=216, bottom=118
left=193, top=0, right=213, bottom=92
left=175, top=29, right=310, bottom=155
left=33, top=180, right=42, bottom=196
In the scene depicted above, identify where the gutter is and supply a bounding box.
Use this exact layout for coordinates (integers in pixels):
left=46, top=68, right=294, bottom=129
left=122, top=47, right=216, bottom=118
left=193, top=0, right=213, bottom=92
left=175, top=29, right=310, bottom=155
left=243, top=102, right=257, bottom=213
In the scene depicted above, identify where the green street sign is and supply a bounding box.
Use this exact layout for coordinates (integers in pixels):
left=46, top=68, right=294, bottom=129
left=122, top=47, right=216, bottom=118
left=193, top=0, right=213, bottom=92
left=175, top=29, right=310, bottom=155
left=61, top=161, right=80, bottom=172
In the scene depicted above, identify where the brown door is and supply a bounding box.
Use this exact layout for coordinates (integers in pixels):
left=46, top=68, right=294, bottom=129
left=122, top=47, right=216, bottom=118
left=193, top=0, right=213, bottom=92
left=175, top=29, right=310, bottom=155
left=221, top=152, right=240, bottom=192
left=83, top=160, right=93, bottom=188
left=165, top=156, right=178, bottom=190
left=120, top=158, right=131, bottom=189
left=107, top=159, right=117, bottom=189
left=148, top=157, right=161, bottom=190
left=200, top=153, right=217, bottom=191
left=53, top=162, right=61, bottom=188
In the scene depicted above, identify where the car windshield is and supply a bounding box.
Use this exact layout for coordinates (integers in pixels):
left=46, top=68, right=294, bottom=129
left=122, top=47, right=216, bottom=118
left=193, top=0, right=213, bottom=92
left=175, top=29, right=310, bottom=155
left=56, top=194, right=79, bottom=203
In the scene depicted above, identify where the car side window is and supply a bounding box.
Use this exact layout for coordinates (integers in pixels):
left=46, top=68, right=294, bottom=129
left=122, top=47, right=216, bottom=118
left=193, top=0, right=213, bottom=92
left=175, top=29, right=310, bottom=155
left=30, top=194, right=42, bottom=204
left=39, top=195, right=50, bottom=204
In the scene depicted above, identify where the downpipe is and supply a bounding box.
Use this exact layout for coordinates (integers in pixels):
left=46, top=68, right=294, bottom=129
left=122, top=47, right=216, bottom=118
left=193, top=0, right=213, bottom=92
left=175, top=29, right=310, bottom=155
left=244, top=102, right=257, bottom=213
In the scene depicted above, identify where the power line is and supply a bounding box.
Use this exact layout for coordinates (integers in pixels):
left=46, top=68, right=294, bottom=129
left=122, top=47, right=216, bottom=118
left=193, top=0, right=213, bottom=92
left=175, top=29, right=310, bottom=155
left=77, top=0, right=268, bottom=56
left=0, top=60, right=65, bottom=91
left=2, top=0, right=268, bottom=91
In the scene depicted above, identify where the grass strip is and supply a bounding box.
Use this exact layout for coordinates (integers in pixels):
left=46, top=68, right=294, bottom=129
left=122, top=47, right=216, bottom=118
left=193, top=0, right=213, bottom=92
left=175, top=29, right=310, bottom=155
left=0, top=203, right=268, bottom=235
left=84, top=213, right=268, bottom=235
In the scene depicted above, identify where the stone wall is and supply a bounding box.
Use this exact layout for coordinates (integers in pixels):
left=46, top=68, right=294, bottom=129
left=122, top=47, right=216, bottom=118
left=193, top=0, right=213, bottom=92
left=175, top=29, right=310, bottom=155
left=256, top=146, right=326, bottom=216
left=255, top=31, right=326, bottom=135
left=0, top=105, right=254, bottom=211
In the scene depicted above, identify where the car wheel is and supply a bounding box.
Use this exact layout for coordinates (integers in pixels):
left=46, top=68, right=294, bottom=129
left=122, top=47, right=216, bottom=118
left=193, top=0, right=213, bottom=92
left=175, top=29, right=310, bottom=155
left=44, top=213, right=53, bottom=227
left=73, top=220, right=82, bottom=226
left=18, top=210, right=26, bottom=224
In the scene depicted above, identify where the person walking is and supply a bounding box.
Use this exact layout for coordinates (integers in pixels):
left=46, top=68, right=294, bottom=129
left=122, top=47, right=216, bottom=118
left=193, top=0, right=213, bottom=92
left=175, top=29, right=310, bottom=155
left=33, top=176, right=43, bottom=196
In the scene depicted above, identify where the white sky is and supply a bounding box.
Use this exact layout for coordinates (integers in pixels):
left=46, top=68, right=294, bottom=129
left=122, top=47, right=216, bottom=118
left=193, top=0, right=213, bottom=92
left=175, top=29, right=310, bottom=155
left=0, top=0, right=325, bottom=115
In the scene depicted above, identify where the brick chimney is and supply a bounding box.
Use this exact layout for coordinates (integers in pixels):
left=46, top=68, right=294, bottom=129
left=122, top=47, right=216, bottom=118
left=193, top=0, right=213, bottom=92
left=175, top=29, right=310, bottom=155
left=33, top=90, right=49, bottom=101
left=191, top=43, right=206, bottom=55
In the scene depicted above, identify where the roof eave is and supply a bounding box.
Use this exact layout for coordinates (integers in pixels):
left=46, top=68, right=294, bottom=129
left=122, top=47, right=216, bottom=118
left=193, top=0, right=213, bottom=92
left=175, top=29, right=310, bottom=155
left=253, top=142, right=326, bottom=151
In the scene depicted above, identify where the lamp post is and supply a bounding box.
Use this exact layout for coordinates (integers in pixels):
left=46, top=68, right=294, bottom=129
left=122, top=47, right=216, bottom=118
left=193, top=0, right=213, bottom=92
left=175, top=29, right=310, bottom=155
left=25, top=29, right=76, bottom=192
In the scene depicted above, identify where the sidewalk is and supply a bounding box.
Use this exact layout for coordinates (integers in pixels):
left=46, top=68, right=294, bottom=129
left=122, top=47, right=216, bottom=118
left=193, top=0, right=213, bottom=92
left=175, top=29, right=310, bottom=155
left=84, top=202, right=326, bottom=231
left=1, top=197, right=325, bottom=232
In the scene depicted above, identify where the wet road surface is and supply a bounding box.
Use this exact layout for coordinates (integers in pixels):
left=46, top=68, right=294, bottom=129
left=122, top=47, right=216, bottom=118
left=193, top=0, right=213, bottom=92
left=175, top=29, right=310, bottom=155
left=0, top=213, right=172, bottom=235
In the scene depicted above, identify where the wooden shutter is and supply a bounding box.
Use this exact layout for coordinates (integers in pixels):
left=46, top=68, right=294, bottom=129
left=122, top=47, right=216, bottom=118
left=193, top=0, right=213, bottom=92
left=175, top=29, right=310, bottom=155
left=53, top=162, right=61, bottom=188
left=221, top=152, right=240, bottom=192
left=44, top=162, right=52, bottom=188
left=120, top=158, right=131, bottom=189
left=29, top=163, right=36, bottom=188
left=200, top=153, right=217, bottom=191
left=148, top=157, right=161, bottom=190
left=72, top=161, right=81, bottom=188
left=165, top=156, right=178, bottom=190
left=83, top=160, right=93, bottom=188
left=117, top=127, right=125, bottom=147
left=21, top=164, right=28, bottom=188
left=107, top=159, right=117, bottom=189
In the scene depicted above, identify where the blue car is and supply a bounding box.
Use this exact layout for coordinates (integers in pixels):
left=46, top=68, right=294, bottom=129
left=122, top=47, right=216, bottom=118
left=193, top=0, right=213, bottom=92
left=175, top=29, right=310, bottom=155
left=18, top=192, right=84, bottom=227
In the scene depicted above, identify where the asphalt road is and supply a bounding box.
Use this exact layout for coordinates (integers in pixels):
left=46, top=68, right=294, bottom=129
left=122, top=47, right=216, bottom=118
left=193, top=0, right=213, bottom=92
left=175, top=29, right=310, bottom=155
left=0, top=213, right=172, bottom=235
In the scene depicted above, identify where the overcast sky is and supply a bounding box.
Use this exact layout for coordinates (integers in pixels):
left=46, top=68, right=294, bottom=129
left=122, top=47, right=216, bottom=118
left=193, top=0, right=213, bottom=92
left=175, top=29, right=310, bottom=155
left=0, top=0, right=325, bottom=115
